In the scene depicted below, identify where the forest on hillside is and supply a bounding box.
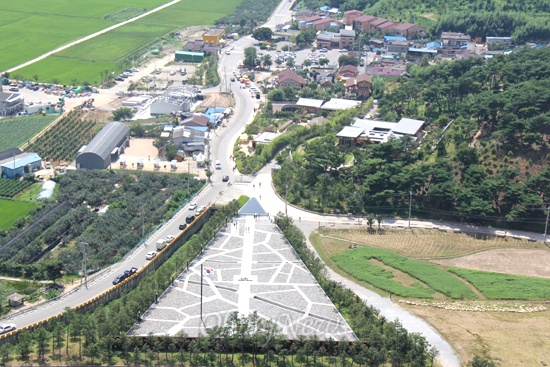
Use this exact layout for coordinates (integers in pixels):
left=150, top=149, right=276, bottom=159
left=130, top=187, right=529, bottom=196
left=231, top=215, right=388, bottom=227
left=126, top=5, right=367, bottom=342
left=273, top=47, right=550, bottom=231
left=300, top=0, right=550, bottom=42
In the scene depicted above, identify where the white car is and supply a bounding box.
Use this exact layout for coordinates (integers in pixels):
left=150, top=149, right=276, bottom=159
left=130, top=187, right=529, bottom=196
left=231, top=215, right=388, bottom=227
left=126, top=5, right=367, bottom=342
left=188, top=201, right=197, bottom=210
left=166, top=235, right=175, bottom=242
left=146, top=251, right=157, bottom=260
left=0, top=323, right=16, bottom=334
left=195, top=205, right=206, bottom=215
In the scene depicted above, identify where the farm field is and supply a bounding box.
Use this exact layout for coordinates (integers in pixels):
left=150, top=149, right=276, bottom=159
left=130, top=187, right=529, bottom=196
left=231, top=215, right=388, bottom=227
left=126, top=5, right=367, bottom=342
left=0, top=198, right=36, bottom=230
left=25, top=110, right=101, bottom=162
left=312, top=227, right=550, bottom=365
left=0, top=115, right=57, bottom=150
left=0, top=179, right=34, bottom=198
left=0, top=0, right=171, bottom=71
left=11, top=0, right=240, bottom=84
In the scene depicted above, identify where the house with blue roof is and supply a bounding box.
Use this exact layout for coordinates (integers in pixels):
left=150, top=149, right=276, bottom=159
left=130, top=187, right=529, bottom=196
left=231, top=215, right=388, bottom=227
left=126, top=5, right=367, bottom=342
left=0, top=152, right=42, bottom=178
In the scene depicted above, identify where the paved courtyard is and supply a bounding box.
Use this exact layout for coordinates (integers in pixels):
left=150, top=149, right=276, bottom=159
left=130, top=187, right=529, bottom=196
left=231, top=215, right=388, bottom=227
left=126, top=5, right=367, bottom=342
left=128, top=213, right=356, bottom=340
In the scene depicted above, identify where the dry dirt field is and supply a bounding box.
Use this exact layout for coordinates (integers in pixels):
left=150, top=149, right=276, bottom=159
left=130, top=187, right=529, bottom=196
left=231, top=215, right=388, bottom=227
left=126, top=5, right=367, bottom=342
left=314, top=228, right=550, bottom=366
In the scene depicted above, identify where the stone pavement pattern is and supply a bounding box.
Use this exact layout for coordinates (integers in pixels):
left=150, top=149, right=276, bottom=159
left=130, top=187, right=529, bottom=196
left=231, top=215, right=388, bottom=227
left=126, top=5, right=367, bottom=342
left=128, top=214, right=356, bottom=340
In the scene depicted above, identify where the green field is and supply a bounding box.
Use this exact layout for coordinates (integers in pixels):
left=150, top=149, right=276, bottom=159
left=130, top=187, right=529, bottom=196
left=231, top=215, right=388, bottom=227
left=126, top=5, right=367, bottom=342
left=0, top=115, right=57, bottom=150
left=332, top=247, right=478, bottom=299
left=0, top=198, right=35, bottom=230
left=449, top=268, right=550, bottom=300
left=9, top=0, right=240, bottom=84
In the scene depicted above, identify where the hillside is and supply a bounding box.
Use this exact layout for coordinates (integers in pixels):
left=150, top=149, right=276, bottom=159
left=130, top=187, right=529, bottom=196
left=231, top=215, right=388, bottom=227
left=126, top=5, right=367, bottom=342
left=273, top=47, right=550, bottom=231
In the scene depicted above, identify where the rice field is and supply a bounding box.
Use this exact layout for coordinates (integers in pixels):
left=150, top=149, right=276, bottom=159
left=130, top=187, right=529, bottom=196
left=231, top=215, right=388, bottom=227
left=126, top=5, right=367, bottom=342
left=0, top=0, right=170, bottom=70
left=7, top=0, right=240, bottom=84
left=0, top=115, right=57, bottom=150
left=0, top=198, right=36, bottom=230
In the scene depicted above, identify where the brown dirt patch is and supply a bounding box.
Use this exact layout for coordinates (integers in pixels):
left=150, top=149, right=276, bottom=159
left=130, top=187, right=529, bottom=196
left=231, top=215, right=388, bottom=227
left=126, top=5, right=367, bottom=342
left=402, top=302, right=550, bottom=366
left=201, top=92, right=232, bottom=108
left=433, top=249, right=550, bottom=278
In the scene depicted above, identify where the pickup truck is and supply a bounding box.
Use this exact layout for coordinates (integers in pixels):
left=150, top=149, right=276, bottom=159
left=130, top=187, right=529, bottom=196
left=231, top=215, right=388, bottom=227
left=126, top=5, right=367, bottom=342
left=124, top=267, right=138, bottom=277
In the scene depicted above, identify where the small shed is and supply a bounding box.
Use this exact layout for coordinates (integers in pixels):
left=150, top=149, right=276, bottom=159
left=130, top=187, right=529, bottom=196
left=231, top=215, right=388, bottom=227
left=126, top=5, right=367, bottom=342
left=175, top=51, right=205, bottom=63
left=8, top=293, right=25, bottom=307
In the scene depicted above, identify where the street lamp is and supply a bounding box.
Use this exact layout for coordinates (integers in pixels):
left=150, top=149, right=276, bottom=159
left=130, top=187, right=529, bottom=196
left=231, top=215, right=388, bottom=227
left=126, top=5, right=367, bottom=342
left=80, top=241, right=88, bottom=288
left=408, top=190, right=412, bottom=229
left=544, top=205, right=550, bottom=243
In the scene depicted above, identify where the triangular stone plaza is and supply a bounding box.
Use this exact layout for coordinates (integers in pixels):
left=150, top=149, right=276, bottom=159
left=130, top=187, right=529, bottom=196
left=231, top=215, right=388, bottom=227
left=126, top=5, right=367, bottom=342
left=128, top=199, right=356, bottom=340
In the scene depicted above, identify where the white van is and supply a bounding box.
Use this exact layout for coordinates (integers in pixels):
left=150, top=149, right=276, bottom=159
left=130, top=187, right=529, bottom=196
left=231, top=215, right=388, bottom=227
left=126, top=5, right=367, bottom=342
left=156, top=239, right=167, bottom=251
left=215, top=160, right=221, bottom=169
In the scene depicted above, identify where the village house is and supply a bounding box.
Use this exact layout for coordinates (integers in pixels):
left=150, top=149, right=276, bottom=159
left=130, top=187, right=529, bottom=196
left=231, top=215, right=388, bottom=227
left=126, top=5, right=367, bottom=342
left=337, top=64, right=358, bottom=80
left=276, top=70, right=307, bottom=89
left=345, top=74, right=372, bottom=98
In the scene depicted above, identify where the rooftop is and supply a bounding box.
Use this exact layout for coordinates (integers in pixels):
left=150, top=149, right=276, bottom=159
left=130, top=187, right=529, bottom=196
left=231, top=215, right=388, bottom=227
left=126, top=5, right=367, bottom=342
left=0, top=153, right=42, bottom=170
left=204, top=28, right=225, bottom=37
left=296, top=98, right=324, bottom=108
left=321, top=98, right=361, bottom=110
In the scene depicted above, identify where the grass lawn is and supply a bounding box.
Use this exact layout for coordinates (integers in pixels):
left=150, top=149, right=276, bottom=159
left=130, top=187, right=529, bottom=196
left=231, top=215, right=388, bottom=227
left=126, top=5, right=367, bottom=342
left=449, top=267, right=550, bottom=300
left=0, top=115, right=57, bottom=150
left=0, top=198, right=35, bottom=230
left=332, top=246, right=478, bottom=299
left=12, top=0, right=240, bottom=84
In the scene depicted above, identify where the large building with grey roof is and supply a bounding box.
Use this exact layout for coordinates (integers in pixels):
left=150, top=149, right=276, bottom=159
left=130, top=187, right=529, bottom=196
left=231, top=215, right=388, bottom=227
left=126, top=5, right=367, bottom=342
left=76, top=121, right=130, bottom=170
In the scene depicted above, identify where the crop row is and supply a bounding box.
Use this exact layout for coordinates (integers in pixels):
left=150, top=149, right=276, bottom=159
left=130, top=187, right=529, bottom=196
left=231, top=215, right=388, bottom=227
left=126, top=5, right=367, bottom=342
left=332, top=247, right=478, bottom=299
left=0, top=115, right=57, bottom=151
left=0, top=179, right=33, bottom=198
left=26, top=111, right=99, bottom=162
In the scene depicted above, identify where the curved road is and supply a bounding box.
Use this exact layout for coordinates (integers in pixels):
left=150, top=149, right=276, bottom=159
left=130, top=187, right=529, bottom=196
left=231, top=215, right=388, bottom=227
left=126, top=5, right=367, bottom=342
left=5, top=1, right=540, bottom=366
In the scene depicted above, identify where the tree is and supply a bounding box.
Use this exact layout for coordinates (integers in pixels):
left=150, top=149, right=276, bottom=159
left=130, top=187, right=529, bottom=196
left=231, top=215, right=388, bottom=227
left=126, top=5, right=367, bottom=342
left=366, top=214, right=375, bottom=231
left=262, top=54, right=272, bottom=69
left=319, top=57, right=329, bottom=66
left=112, top=107, right=135, bottom=121
left=243, top=47, right=259, bottom=70
left=286, top=57, right=295, bottom=69
left=252, top=27, right=273, bottom=41
left=469, top=356, right=496, bottom=367
left=303, top=59, right=312, bottom=68
left=16, top=331, right=33, bottom=361
left=338, top=55, right=359, bottom=67
left=35, top=327, right=50, bottom=361
left=165, top=143, right=178, bottom=161
left=33, top=74, right=39, bottom=82
left=43, top=258, right=63, bottom=284
left=130, top=122, right=146, bottom=137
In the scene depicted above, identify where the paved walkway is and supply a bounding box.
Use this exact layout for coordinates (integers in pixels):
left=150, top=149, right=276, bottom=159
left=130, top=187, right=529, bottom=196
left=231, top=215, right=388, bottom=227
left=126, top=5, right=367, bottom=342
left=221, top=164, right=464, bottom=367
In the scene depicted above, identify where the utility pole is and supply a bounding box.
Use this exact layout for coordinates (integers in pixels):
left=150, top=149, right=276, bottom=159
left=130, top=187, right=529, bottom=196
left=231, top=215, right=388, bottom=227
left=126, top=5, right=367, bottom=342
left=544, top=205, right=550, bottom=243
left=81, top=241, right=88, bottom=288
left=200, top=264, right=203, bottom=322
left=408, top=190, right=412, bottom=229
left=141, top=201, right=145, bottom=237
left=285, top=184, right=289, bottom=215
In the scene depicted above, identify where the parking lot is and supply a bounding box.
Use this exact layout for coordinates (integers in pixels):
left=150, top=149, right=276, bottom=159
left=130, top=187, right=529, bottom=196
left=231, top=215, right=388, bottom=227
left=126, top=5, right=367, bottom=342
left=127, top=215, right=356, bottom=340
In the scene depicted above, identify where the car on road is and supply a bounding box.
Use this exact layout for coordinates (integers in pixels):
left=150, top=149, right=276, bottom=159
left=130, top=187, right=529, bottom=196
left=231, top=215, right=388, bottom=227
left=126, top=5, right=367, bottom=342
left=179, top=223, right=187, bottom=230
left=230, top=77, right=235, bottom=82
left=195, top=205, right=206, bottom=215
left=188, top=201, right=197, bottom=210
left=166, top=235, right=175, bottom=242
left=146, top=251, right=157, bottom=260
left=115, top=77, right=124, bottom=81
left=0, top=323, right=16, bottom=334
left=186, top=214, right=195, bottom=223
left=339, top=48, right=348, bottom=53
left=222, top=175, right=230, bottom=182
left=112, top=273, right=127, bottom=285
left=319, top=48, right=328, bottom=53
left=169, top=71, right=176, bottom=76
left=124, top=267, right=138, bottom=277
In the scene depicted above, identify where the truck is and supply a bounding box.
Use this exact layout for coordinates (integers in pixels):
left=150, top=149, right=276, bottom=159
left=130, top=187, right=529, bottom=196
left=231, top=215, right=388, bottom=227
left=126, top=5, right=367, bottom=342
left=156, top=239, right=167, bottom=251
